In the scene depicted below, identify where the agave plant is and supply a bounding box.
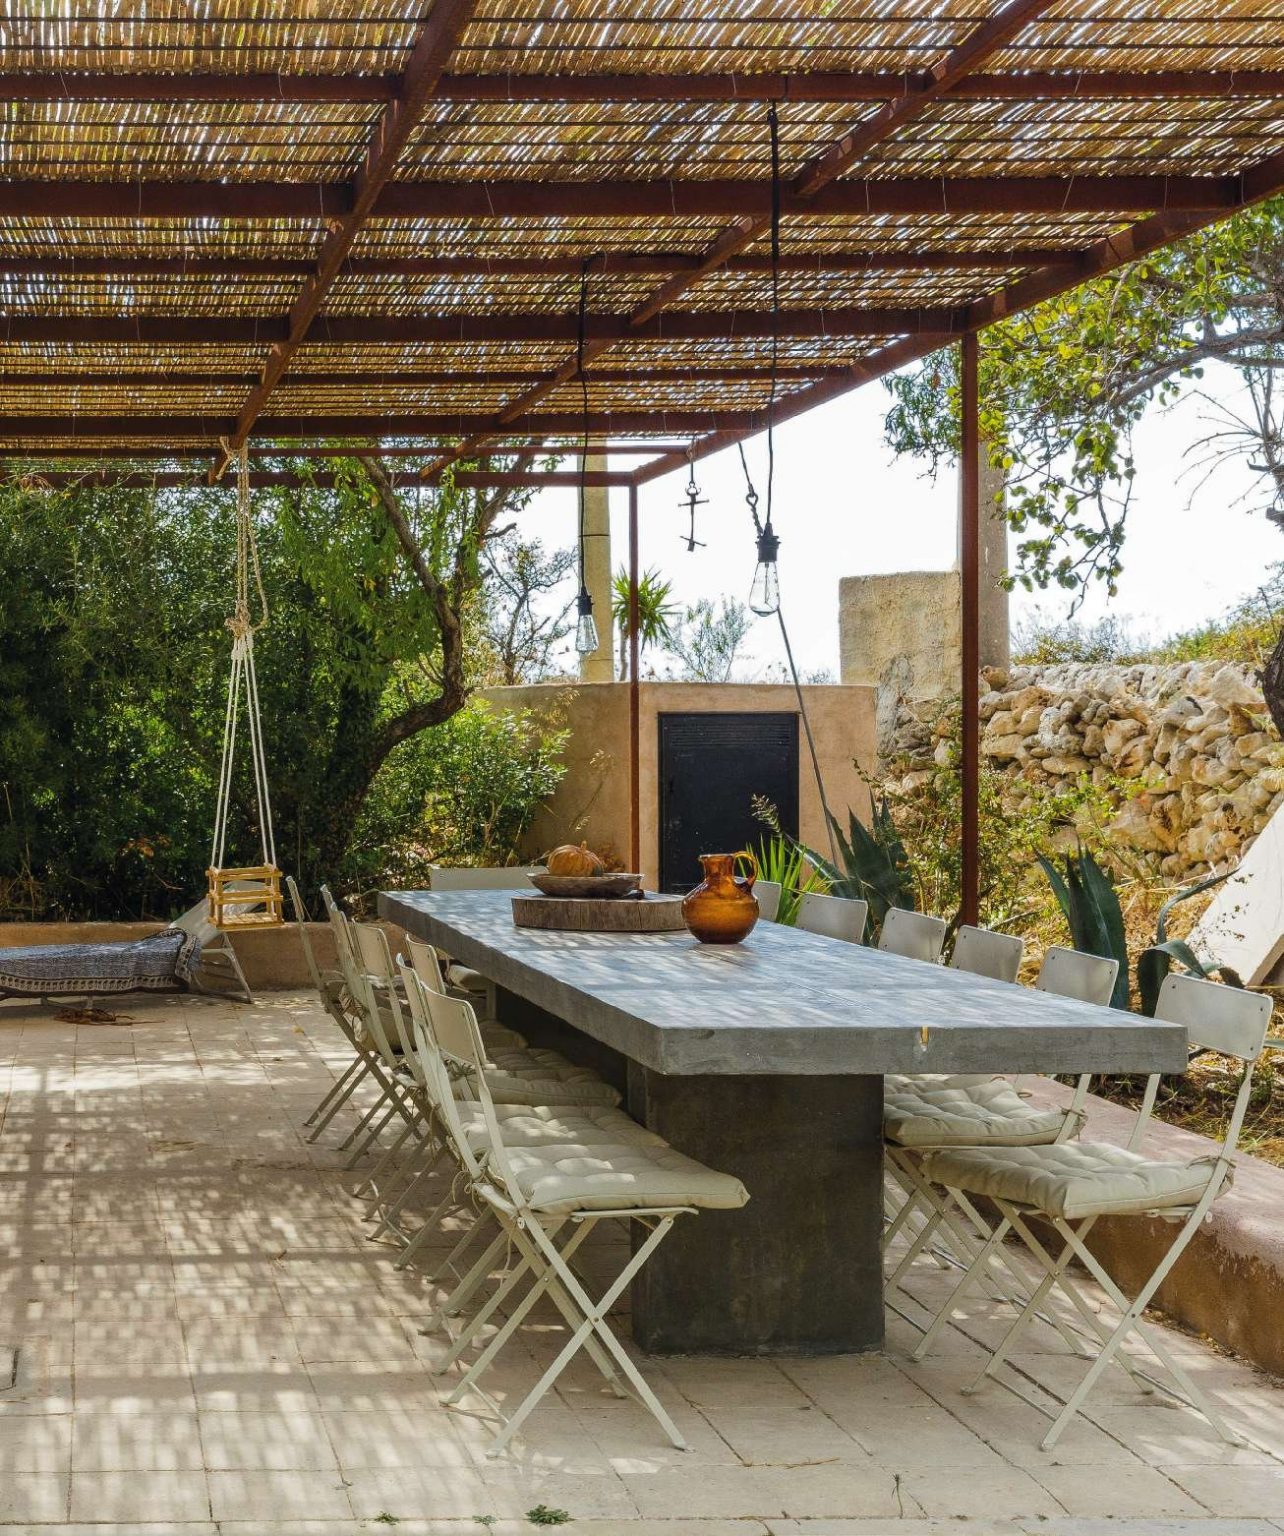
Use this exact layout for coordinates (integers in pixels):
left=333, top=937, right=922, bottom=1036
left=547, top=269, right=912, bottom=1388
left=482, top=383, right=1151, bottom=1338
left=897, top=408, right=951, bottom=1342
left=752, top=832, right=826, bottom=926
left=794, top=800, right=917, bottom=942
left=1136, top=871, right=1243, bottom=1017
left=1036, top=846, right=1130, bottom=1009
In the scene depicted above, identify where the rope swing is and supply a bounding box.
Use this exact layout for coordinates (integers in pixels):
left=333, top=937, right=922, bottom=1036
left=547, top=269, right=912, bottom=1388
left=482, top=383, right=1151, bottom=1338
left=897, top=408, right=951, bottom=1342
left=207, top=443, right=284, bottom=928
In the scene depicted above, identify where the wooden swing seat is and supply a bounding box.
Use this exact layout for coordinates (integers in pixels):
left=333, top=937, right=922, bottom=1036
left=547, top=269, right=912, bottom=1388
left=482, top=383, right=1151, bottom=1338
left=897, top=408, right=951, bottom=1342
left=207, top=865, right=284, bottom=929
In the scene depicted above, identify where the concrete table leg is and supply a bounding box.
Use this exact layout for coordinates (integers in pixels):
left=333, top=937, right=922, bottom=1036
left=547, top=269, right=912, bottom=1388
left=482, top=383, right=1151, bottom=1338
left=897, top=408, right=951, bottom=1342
left=627, top=1066, right=884, bottom=1355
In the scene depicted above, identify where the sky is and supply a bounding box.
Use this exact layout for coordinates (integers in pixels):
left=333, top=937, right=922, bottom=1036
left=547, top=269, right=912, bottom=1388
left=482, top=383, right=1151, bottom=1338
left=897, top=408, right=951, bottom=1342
left=516, top=363, right=1284, bottom=680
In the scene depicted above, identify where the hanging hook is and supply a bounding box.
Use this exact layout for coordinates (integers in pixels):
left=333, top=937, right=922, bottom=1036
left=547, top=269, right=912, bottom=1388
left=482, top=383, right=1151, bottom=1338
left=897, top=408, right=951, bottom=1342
left=679, top=441, right=707, bottom=551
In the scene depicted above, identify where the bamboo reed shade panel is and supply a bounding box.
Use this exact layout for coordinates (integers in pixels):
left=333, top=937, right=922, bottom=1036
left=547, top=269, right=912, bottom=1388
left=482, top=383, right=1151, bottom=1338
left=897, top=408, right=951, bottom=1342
left=2, top=1, right=1284, bottom=461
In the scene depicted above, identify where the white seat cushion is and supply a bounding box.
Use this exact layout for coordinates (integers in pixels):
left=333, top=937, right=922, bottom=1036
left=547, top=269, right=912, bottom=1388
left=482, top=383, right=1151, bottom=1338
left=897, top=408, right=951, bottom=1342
left=490, top=1142, right=749, bottom=1215
left=884, top=1075, right=1068, bottom=1148
left=456, top=1102, right=663, bottom=1152
left=923, top=1141, right=1221, bottom=1220
left=479, top=1022, right=527, bottom=1050
left=476, top=1047, right=621, bottom=1108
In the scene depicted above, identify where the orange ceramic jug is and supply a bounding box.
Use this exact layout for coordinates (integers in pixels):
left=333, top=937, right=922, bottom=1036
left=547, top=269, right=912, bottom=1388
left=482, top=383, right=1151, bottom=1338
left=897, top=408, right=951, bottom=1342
left=681, top=851, right=760, bottom=945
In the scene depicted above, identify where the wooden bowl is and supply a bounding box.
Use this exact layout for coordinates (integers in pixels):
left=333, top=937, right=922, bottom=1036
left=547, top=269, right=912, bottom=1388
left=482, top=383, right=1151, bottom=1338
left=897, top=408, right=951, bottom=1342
left=528, top=872, right=643, bottom=899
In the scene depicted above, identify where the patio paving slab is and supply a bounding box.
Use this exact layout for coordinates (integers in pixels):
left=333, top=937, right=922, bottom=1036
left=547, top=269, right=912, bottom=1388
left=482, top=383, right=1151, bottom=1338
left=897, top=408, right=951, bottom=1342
left=2, top=990, right=1284, bottom=1534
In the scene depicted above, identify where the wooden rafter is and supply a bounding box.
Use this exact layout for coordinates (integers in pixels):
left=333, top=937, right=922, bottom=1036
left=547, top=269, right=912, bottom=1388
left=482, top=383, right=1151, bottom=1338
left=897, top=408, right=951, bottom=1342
left=0, top=308, right=958, bottom=346
left=0, top=250, right=1081, bottom=280
left=0, top=410, right=762, bottom=440
left=636, top=141, right=1284, bottom=488
left=214, top=0, right=478, bottom=472
left=1, top=70, right=1282, bottom=103
left=0, top=174, right=1240, bottom=222
left=414, top=0, right=1064, bottom=476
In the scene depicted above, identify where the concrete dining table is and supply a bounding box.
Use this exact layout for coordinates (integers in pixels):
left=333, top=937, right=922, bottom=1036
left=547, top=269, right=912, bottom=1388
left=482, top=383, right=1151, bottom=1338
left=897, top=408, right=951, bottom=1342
left=379, top=888, right=1187, bottom=1357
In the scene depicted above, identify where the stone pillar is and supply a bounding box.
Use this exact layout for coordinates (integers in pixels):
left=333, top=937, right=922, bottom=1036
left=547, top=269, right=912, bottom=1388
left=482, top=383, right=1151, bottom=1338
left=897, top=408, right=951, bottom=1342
left=579, top=451, right=614, bottom=683
left=963, top=444, right=1010, bottom=673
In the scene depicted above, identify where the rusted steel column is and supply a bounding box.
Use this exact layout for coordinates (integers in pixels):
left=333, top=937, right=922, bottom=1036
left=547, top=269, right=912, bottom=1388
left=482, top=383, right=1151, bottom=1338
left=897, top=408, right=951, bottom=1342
left=960, top=332, right=981, bottom=927
left=628, top=483, right=642, bottom=876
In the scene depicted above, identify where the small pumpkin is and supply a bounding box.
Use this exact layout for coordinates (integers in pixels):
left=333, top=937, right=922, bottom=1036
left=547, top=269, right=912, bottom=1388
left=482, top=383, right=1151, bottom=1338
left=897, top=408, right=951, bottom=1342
left=546, top=842, right=606, bottom=878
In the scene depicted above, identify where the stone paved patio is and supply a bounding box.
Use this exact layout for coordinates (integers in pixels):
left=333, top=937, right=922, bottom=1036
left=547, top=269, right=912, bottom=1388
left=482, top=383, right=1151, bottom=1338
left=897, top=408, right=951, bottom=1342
left=2, top=989, right=1284, bottom=1534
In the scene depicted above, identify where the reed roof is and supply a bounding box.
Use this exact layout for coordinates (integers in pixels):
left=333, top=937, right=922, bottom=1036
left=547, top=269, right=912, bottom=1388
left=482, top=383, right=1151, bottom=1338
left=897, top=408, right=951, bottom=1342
left=1, top=1, right=1283, bottom=483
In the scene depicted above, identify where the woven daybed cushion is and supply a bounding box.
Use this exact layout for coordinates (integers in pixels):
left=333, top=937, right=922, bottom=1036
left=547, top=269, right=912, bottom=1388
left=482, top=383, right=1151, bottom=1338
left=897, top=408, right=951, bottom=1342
left=0, top=928, right=200, bottom=997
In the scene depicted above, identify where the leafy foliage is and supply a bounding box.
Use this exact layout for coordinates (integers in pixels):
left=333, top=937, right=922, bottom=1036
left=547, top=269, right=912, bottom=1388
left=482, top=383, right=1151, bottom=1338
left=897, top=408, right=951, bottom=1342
left=0, top=459, right=560, bottom=919
left=883, top=198, right=1284, bottom=597
left=481, top=530, right=576, bottom=684
left=348, top=701, right=568, bottom=902
left=611, top=565, right=679, bottom=679
left=664, top=597, right=756, bottom=683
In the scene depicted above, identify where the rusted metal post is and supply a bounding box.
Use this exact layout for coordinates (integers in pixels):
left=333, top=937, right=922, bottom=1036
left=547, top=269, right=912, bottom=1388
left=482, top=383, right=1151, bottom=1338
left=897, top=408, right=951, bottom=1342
left=960, top=332, right=980, bottom=927
left=628, top=482, right=642, bottom=876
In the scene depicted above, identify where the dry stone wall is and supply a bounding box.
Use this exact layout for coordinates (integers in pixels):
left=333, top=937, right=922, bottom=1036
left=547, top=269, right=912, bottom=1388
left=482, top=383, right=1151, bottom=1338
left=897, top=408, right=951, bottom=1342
left=887, top=660, right=1284, bottom=878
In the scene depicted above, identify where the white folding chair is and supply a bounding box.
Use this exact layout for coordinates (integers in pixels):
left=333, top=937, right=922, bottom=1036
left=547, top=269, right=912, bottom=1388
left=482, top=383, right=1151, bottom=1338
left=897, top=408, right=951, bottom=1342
left=922, top=974, right=1273, bottom=1448
left=1035, top=945, right=1118, bottom=1006
left=894, top=947, right=1121, bottom=1357
left=285, top=875, right=369, bottom=1136
left=420, top=976, right=748, bottom=1455
left=878, top=908, right=947, bottom=964
left=426, top=865, right=544, bottom=1018
left=301, top=885, right=414, bottom=1152
left=796, top=890, right=868, bottom=944
left=950, top=924, right=1024, bottom=983
left=396, top=961, right=662, bottom=1297
left=754, top=879, right=782, bottom=923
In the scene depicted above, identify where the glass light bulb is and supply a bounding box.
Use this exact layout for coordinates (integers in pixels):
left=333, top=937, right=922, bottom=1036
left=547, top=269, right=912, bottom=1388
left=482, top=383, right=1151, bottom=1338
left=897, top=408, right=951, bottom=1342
left=574, top=590, right=599, bottom=654
left=748, top=560, right=780, bottom=617
left=748, top=526, right=781, bottom=616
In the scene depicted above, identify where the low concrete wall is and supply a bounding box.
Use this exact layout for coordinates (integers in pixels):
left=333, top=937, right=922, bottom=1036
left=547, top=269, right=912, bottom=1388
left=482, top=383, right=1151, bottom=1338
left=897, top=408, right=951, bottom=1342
left=482, top=680, right=877, bottom=887
left=1025, top=1076, right=1284, bottom=1375
left=0, top=921, right=337, bottom=993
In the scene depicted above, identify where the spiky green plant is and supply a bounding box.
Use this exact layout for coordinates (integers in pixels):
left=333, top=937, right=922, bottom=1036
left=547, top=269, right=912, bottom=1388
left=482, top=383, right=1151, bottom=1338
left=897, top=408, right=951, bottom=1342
left=752, top=832, right=826, bottom=925
left=1037, top=845, right=1130, bottom=1009
left=794, top=801, right=917, bottom=941
left=1136, top=871, right=1244, bottom=1016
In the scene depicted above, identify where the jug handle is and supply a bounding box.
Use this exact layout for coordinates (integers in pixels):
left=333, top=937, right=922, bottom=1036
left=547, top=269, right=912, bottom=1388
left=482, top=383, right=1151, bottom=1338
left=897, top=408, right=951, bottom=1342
left=734, top=849, right=759, bottom=892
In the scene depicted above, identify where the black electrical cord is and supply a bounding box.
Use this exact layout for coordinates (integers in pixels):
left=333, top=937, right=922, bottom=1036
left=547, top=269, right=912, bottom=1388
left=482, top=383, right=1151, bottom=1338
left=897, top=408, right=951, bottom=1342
left=576, top=255, right=592, bottom=597
left=743, top=102, right=840, bottom=866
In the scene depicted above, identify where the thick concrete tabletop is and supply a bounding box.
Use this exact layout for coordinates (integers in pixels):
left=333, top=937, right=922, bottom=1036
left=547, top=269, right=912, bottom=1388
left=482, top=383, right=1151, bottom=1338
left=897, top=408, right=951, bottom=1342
left=380, top=889, right=1186, bottom=1078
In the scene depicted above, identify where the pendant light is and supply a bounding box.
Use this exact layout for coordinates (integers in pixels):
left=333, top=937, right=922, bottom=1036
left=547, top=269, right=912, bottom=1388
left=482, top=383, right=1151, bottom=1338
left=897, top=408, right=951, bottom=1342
left=747, top=101, right=783, bottom=616
left=573, top=257, right=600, bottom=655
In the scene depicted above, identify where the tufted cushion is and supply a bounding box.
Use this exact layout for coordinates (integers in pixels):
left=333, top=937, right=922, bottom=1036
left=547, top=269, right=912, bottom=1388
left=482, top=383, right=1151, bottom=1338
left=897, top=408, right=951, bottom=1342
left=456, top=1102, right=664, bottom=1152
left=470, top=1046, right=621, bottom=1108
left=923, top=1141, right=1223, bottom=1220
left=884, top=1075, right=1068, bottom=1148
left=479, top=1022, right=527, bottom=1050
left=489, top=1141, right=749, bottom=1214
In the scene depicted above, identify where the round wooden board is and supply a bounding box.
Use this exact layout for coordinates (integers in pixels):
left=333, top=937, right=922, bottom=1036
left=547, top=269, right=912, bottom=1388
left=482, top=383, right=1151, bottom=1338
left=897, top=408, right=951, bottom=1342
left=511, top=893, right=688, bottom=933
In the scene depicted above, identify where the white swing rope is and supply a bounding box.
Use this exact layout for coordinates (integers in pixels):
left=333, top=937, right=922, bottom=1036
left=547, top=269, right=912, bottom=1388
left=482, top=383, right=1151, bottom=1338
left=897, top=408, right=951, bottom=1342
left=211, top=442, right=277, bottom=874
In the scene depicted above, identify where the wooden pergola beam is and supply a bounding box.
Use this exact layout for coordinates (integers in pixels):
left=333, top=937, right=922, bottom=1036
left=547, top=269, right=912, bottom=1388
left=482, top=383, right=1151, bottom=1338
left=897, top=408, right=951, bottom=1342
left=0, top=308, right=960, bottom=345
left=2, top=70, right=1281, bottom=103
left=0, top=442, right=685, bottom=460
left=0, top=469, right=634, bottom=489
left=0, top=364, right=853, bottom=389
left=219, top=0, right=478, bottom=468
left=0, top=410, right=762, bottom=439
left=0, top=175, right=1242, bottom=222
left=0, top=249, right=1081, bottom=280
